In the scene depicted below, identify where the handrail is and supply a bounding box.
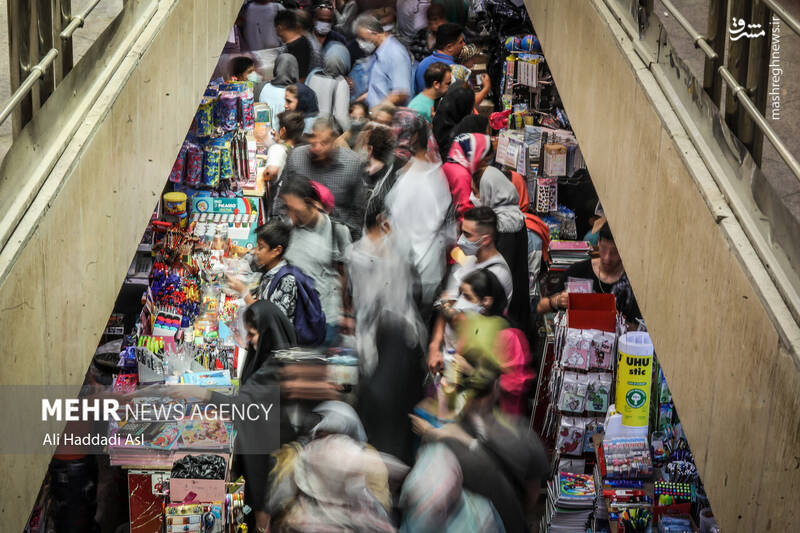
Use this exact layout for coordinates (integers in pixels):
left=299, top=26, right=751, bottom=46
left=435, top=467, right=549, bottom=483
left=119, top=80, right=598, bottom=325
left=1, top=0, right=108, bottom=130
left=718, top=67, right=800, bottom=179
left=60, top=0, right=105, bottom=40
left=0, top=49, right=59, bottom=126
left=657, top=0, right=800, bottom=185
left=763, top=0, right=800, bottom=37
left=659, top=0, right=718, bottom=60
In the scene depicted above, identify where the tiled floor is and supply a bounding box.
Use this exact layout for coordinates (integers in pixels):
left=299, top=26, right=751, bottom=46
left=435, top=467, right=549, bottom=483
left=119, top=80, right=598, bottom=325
left=655, top=0, right=800, bottom=253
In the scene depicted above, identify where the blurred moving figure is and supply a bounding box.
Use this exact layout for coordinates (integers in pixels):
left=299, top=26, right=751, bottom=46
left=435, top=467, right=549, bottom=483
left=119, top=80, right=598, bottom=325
left=266, top=401, right=395, bottom=532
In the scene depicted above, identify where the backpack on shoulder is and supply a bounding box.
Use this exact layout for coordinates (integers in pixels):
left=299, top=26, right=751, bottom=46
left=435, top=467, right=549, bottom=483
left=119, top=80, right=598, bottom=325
left=267, top=264, right=327, bottom=346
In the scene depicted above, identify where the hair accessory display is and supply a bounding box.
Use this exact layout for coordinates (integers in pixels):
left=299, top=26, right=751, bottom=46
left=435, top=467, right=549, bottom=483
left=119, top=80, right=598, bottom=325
left=558, top=371, right=589, bottom=413
left=557, top=416, right=587, bottom=456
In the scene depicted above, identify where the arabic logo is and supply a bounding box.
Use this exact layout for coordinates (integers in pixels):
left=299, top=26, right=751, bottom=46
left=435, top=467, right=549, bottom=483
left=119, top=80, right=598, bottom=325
left=728, top=17, right=766, bottom=40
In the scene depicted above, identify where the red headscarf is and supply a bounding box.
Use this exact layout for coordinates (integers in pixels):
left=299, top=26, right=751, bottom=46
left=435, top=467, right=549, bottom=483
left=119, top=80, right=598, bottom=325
left=446, top=133, right=492, bottom=175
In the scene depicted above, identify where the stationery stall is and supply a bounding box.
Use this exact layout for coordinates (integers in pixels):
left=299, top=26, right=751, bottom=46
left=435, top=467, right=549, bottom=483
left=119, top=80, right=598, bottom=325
left=101, top=75, right=364, bottom=532
left=109, top=200, right=250, bottom=533
left=488, top=31, right=720, bottom=533
left=98, top=77, right=264, bottom=533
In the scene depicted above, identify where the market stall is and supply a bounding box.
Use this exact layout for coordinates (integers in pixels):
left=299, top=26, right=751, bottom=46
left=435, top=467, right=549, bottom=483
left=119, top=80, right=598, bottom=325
left=489, top=32, right=720, bottom=533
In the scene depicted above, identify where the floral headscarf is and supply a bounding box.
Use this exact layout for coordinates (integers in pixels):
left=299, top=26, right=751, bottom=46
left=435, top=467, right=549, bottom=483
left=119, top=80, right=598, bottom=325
left=446, top=133, right=492, bottom=175
left=392, top=108, right=440, bottom=166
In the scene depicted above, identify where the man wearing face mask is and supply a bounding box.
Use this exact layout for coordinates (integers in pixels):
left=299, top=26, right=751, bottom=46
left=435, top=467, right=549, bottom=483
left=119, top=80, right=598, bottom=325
left=311, top=4, right=354, bottom=56
left=353, top=14, right=413, bottom=108
left=428, top=206, right=513, bottom=374
left=228, top=56, right=262, bottom=84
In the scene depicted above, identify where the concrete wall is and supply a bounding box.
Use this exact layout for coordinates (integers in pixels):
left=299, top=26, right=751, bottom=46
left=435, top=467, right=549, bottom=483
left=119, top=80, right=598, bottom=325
left=0, top=0, right=241, bottom=528
left=524, top=0, right=799, bottom=530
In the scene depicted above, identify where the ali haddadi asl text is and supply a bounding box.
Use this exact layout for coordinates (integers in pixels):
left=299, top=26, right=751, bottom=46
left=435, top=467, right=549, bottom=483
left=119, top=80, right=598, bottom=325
left=42, top=432, right=144, bottom=447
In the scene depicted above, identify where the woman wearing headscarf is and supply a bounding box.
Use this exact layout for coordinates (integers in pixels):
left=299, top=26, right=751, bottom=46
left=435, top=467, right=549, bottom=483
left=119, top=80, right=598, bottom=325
left=284, top=83, right=319, bottom=134
left=476, top=165, right=531, bottom=330
left=442, top=133, right=492, bottom=222
left=266, top=401, right=395, bottom=532
left=409, top=315, right=549, bottom=533
left=387, top=109, right=454, bottom=316
left=433, top=86, right=475, bottom=160
left=259, top=54, right=300, bottom=131
left=392, top=107, right=441, bottom=168
left=400, top=442, right=504, bottom=532
left=306, top=42, right=352, bottom=132
left=458, top=268, right=535, bottom=416
left=168, top=301, right=297, bottom=533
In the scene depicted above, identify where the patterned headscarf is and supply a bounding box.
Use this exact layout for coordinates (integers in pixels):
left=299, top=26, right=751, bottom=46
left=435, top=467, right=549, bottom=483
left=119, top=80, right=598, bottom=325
left=457, top=44, right=480, bottom=64
left=446, top=133, right=492, bottom=175
left=392, top=108, right=440, bottom=166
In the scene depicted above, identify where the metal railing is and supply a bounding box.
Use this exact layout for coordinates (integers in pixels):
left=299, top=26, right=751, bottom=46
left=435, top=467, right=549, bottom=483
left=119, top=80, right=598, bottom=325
left=3, top=0, right=110, bottom=136
left=658, top=0, right=800, bottom=183
left=601, top=0, right=800, bottom=351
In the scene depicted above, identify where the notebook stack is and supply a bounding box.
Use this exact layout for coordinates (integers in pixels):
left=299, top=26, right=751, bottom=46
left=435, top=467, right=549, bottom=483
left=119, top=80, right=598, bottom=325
left=544, top=471, right=596, bottom=532
left=548, top=240, right=592, bottom=271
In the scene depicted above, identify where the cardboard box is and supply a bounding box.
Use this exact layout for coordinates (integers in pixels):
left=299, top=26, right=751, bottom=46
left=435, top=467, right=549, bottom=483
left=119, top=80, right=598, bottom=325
left=567, top=293, right=616, bottom=332
left=169, top=478, right=226, bottom=504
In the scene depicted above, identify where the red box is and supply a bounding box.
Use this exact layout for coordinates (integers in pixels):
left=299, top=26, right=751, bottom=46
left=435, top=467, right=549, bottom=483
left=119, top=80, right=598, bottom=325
left=567, top=293, right=616, bottom=332
left=654, top=503, right=692, bottom=523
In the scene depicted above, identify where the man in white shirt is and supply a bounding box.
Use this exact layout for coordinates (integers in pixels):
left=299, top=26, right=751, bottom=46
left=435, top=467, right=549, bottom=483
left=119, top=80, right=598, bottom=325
left=428, top=206, right=512, bottom=373
left=241, top=0, right=284, bottom=51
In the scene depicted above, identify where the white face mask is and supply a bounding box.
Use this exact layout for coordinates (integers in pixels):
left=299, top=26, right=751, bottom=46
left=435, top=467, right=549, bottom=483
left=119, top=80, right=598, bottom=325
left=315, top=21, right=332, bottom=35
left=457, top=233, right=484, bottom=256
left=246, top=71, right=263, bottom=84
left=382, top=23, right=395, bottom=33
left=453, top=295, right=483, bottom=315
left=358, top=38, right=377, bottom=54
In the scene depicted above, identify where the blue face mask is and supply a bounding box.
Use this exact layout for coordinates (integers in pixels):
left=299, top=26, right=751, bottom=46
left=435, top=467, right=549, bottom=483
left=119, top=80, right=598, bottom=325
left=457, top=234, right=484, bottom=256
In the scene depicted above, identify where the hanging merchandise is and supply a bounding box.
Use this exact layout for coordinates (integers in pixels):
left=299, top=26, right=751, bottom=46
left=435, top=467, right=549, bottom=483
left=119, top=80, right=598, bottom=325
left=169, top=143, right=188, bottom=184
left=216, top=92, right=239, bottom=131
left=556, top=416, right=587, bottom=456
left=558, top=371, right=589, bottom=413
left=543, top=143, right=567, bottom=176
left=195, top=98, right=216, bottom=137
left=586, top=372, right=612, bottom=413
left=184, top=142, right=204, bottom=186
left=202, top=146, right=221, bottom=188
left=535, top=176, right=558, bottom=213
